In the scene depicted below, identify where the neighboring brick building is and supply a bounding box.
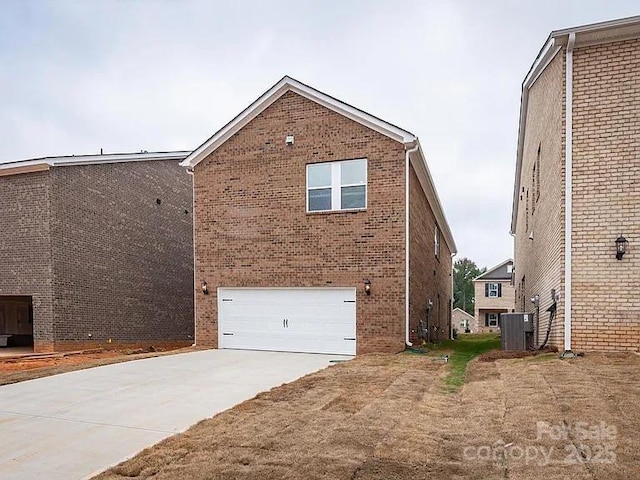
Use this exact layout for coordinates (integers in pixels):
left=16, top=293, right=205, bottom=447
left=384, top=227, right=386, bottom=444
left=0, top=152, right=195, bottom=352
left=473, top=259, right=516, bottom=333
left=452, top=307, right=475, bottom=333
left=182, top=76, right=456, bottom=355
left=511, top=16, right=640, bottom=354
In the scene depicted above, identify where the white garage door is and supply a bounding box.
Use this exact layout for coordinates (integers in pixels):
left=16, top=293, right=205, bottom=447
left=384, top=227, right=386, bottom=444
left=218, top=288, right=356, bottom=355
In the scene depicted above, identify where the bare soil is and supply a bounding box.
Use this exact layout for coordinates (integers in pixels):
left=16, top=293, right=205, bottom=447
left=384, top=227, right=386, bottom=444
left=0, top=347, right=193, bottom=385
left=95, top=351, right=640, bottom=480
left=478, top=345, right=558, bottom=362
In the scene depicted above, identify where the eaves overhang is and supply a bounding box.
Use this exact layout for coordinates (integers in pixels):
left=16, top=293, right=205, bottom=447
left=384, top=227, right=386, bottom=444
left=180, top=76, right=417, bottom=169
left=511, top=15, right=640, bottom=234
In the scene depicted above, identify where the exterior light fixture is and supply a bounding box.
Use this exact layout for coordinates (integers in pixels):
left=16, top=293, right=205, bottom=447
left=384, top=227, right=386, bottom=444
left=364, top=279, right=371, bottom=295
left=201, top=281, right=209, bottom=295
left=530, top=294, right=540, bottom=306
left=615, top=234, right=628, bottom=260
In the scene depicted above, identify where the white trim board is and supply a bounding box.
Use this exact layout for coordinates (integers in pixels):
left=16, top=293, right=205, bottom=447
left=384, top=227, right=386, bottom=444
left=0, top=151, right=191, bottom=172
left=180, top=76, right=417, bottom=169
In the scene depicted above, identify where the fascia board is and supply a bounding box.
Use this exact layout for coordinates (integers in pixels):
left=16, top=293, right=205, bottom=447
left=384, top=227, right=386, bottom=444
left=0, top=151, right=190, bottom=171
left=181, top=76, right=417, bottom=169
left=550, top=15, right=640, bottom=39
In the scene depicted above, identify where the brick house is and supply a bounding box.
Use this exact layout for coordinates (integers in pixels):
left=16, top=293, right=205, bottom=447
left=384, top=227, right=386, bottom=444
left=452, top=307, right=475, bottom=333
left=182, top=76, right=456, bottom=355
left=473, top=259, right=516, bottom=333
left=511, top=16, right=640, bottom=354
left=0, top=152, right=195, bottom=352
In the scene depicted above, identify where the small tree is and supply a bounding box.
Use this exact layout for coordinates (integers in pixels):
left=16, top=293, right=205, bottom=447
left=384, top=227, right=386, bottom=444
left=453, top=258, right=486, bottom=315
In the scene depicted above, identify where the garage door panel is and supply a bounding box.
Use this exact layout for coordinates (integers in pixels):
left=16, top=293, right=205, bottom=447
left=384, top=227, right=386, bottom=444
left=223, top=332, right=354, bottom=355
left=219, top=315, right=284, bottom=335
left=221, top=331, right=293, bottom=351
left=218, top=288, right=356, bottom=355
left=287, top=313, right=355, bottom=337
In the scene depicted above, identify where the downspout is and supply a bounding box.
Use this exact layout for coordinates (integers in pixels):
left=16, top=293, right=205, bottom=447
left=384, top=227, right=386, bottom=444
left=562, top=32, right=576, bottom=358
left=186, top=167, right=197, bottom=347
left=405, top=141, right=420, bottom=347
left=450, top=252, right=456, bottom=339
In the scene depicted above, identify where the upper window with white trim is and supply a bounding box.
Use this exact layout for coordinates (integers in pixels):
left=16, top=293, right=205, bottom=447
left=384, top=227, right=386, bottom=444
left=434, top=226, right=440, bottom=257
left=486, top=283, right=502, bottom=298
left=307, top=159, right=367, bottom=212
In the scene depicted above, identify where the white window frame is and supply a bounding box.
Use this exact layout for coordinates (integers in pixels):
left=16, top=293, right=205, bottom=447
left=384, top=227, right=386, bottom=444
left=306, top=159, right=367, bottom=213
left=488, top=283, right=499, bottom=298
left=434, top=226, right=440, bottom=257
left=488, top=313, right=499, bottom=327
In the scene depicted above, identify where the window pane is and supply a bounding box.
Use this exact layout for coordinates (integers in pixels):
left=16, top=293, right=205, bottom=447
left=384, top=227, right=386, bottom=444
left=307, top=163, right=332, bottom=188
left=308, top=188, right=331, bottom=211
left=341, top=159, right=366, bottom=185
left=341, top=185, right=366, bottom=209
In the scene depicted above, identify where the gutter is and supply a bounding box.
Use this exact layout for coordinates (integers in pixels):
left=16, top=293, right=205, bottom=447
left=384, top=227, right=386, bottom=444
left=404, top=141, right=420, bottom=347
left=186, top=168, right=198, bottom=348
left=562, top=32, right=576, bottom=358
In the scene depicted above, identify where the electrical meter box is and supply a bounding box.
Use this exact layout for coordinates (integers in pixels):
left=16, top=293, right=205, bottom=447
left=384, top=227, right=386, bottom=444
left=499, top=313, right=533, bottom=351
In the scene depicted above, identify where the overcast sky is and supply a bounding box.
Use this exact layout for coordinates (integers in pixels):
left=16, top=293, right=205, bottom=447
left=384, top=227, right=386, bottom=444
left=1, top=1, right=637, bottom=269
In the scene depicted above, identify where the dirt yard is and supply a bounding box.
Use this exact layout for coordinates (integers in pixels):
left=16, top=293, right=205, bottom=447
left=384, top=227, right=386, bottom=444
left=0, top=347, right=192, bottom=385
left=95, top=350, right=640, bottom=480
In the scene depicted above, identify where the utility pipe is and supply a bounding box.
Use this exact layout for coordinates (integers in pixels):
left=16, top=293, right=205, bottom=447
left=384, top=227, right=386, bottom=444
left=450, top=252, right=456, bottom=339
left=404, top=141, right=420, bottom=347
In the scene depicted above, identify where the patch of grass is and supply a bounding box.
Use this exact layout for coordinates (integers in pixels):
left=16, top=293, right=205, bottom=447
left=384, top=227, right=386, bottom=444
left=429, top=333, right=501, bottom=392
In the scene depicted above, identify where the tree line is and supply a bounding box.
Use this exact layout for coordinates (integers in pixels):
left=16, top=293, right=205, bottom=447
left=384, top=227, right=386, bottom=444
left=453, top=258, right=486, bottom=316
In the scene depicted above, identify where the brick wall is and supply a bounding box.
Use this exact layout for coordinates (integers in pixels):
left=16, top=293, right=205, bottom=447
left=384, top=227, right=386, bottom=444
left=48, top=160, right=194, bottom=350
left=452, top=308, right=475, bottom=332
left=514, top=52, right=566, bottom=349
left=0, top=170, right=55, bottom=351
left=408, top=164, right=452, bottom=343
left=193, top=91, right=407, bottom=354
left=570, top=39, right=640, bottom=351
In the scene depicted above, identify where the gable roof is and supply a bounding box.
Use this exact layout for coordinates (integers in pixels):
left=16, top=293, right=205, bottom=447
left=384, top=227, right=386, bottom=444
left=180, top=76, right=417, bottom=169
left=452, top=307, right=474, bottom=320
left=511, top=15, right=640, bottom=233
left=0, top=151, right=190, bottom=177
left=473, top=258, right=513, bottom=281
left=181, top=75, right=457, bottom=254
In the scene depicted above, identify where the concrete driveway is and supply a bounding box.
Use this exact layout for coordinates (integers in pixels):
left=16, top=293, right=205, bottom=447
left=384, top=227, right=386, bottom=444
left=0, top=349, right=350, bottom=480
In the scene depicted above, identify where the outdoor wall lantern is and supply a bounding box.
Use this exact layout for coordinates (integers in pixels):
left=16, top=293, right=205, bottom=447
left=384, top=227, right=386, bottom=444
left=201, top=281, right=209, bottom=295
left=615, top=234, right=628, bottom=260
left=364, top=279, right=371, bottom=295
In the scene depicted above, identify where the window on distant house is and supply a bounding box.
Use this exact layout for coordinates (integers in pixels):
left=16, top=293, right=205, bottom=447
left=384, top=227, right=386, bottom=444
left=434, top=225, right=440, bottom=257
left=307, top=159, right=367, bottom=212
left=485, top=313, right=499, bottom=327
left=486, top=283, right=502, bottom=298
